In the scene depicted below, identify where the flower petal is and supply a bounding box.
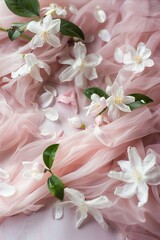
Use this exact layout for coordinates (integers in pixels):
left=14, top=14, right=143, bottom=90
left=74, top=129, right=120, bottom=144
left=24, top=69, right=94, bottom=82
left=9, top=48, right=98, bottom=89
left=30, top=66, right=43, bottom=82
left=47, top=35, right=61, bottom=48
left=137, top=182, right=148, bottom=207
left=93, top=6, right=107, bottom=23
left=143, top=59, right=154, bottom=67
left=127, top=147, right=142, bottom=169
left=30, top=35, right=44, bottom=49
left=73, top=42, right=86, bottom=60
left=98, top=29, right=111, bottom=42
left=38, top=92, right=54, bottom=109
left=27, top=21, right=42, bottom=34
left=114, top=48, right=124, bottom=63
left=88, top=208, right=108, bottom=230
left=116, top=103, right=131, bottom=112
left=74, top=72, right=86, bottom=88
left=0, top=183, right=16, bottom=197
left=142, top=151, right=156, bottom=173
left=59, top=66, right=78, bottom=82
left=85, top=54, right=102, bottom=66
left=123, top=96, right=135, bottom=104
left=64, top=188, right=85, bottom=206
left=86, top=196, right=112, bottom=209
left=115, top=183, right=137, bottom=198
left=43, top=107, right=59, bottom=121
left=75, top=209, right=88, bottom=228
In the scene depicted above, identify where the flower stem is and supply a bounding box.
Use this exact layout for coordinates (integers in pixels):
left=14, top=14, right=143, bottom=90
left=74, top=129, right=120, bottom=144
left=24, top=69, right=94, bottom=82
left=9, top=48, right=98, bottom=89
left=0, top=27, right=8, bottom=32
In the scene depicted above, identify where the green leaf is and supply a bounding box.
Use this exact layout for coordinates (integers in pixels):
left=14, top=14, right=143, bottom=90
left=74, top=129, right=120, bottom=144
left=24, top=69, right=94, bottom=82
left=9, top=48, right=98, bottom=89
left=47, top=175, right=64, bottom=200
left=43, top=144, right=59, bottom=169
left=8, top=22, right=29, bottom=41
left=4, top=0, right=40, bottom=17
left=60, top=19, right=84, bottom=40
left=84, top=87, right=109, bottom=99
left=127, top=93, right=153, bottom=110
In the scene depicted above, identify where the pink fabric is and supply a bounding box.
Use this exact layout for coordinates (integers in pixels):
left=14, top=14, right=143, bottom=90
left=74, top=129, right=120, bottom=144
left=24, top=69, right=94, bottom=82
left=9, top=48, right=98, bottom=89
left=0, top=0, right=160, bottom=239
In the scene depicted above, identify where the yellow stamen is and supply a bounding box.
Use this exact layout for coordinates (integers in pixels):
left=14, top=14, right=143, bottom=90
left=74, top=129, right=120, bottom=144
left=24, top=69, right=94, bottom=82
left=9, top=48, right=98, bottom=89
left=41, top=31, right=49, bottom=41
left=134, top=55, right=142, bottom=63
left=114, top=96, right=123, bottom=104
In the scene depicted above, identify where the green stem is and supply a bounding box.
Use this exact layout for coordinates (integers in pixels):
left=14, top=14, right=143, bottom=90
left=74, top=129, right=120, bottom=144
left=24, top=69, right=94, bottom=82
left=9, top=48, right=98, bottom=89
left=44, top=168, right=54, bottom=175
left=0, top=27, right=8, bottom=32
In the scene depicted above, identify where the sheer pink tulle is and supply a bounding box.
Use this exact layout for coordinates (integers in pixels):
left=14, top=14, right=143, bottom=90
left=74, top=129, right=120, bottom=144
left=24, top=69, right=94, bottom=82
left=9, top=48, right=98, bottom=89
left=0, top=0, right=160, bottom=239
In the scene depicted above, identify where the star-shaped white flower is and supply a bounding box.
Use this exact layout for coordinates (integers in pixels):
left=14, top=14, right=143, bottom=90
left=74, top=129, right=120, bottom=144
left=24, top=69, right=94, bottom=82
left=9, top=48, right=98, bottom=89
left=42, top=3, right=67, bottom=17
left=108, top=147, right=160, bottom=207
left=55, top=188, right=112, bottom=229
left=22, top=162, right=45, bottom=181
left=0, top=168, right=16, bottom=197
left=59, top=42, right=102, bottom=88
left=27, top=15, right=61, bottom=49
left=114, top=42, right=154, bottom=73
left=85, top=93, right=107, bottom=117
left=105, top=82, right=135, bottom=121
left=11, top=53, right=51, bottom=82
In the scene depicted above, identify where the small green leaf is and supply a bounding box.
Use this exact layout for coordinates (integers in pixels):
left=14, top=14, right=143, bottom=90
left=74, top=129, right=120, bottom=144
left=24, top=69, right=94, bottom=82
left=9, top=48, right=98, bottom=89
left=43, top=144, right=59, bottom=169
left=5, top=0, right=40, bottom=17
left=128, top=93, right=153, bottom=110
left=47, top=175, right=64, bottom=200
left=60, top=19, right=84, bottom=40
left=84, top=87, right=109, bottom=99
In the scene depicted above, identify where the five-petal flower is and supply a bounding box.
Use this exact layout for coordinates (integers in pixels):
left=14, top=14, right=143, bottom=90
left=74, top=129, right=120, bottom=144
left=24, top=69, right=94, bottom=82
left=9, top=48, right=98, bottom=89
left=108, top=147, right=160, bottom=207
left=85, top=93, right=107, bottom=117
left=59, top=42, right=102, bottom=88
left=27, top=15, right=61, bottom=49
left=114, top=42, right=154, bottom=73
left=55, top=187, right=112, bottom=229
left=11, top=53, right=51, bottom=82
left=105, top=82, right=135, bottom=121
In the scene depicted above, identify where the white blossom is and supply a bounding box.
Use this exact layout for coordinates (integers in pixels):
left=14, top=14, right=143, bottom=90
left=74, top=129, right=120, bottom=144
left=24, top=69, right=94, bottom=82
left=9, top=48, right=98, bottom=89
left=42, top=3, right=67, bottom=17
left=85, top=93, right=107, bottom=117
left=105, top=82, right=135, bottom=121
left=59, top=42, right=102, bottom=88
left=54, top=188, right=112, bottom=229
left=27, top=15, right=61, bottom=49
left=22, top=162, right=45, bottom=181
left=11, top=53, right=50, bottom=82
left=108, top=147, right=160, bottom=207
left=114, top=42, right=154, bottom=73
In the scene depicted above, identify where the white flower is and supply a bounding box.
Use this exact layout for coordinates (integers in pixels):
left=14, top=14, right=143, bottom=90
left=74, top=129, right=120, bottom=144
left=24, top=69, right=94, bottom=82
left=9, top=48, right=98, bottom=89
left=11, top=53, right=51, bottom=82
left=105, top=82, right=135, bottom=120
left=27, top=15, right=61, bottom=49
left=0, top=168, right=16, bottom=197
left=55, top=188, right=112, bottom=229
left=59, top=42, right=102, bottom=88
left=68, top=116, right=85, bottom=129
left=22, top=162, right=45, bottom=181
left=85, top=93, right=107, bottom=117
left=114, top=42, right=154, bottom=73
left=42, top=3, right=67, bottom=17
left=108, top=147, right=160, bottom=207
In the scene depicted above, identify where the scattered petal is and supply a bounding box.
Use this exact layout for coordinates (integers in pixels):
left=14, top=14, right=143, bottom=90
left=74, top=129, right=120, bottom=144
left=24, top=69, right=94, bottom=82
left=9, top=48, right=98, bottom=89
left=98, top=29, right=111, bottom=42
left=43, top=108, right=59, bottom=121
